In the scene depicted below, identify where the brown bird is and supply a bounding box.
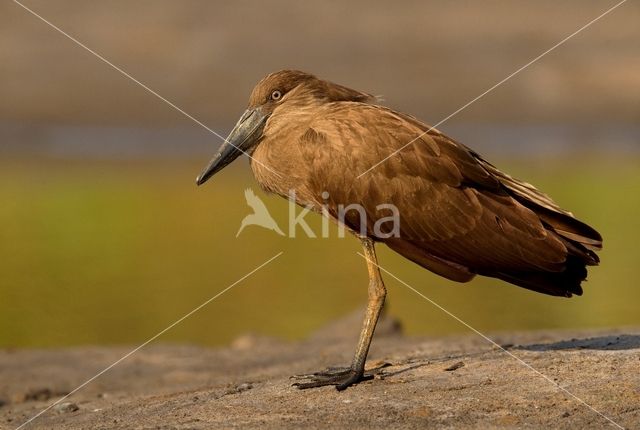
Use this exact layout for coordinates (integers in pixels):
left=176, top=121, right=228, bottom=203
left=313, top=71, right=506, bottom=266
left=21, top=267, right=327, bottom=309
left=196, top=70, right=602, bottom=390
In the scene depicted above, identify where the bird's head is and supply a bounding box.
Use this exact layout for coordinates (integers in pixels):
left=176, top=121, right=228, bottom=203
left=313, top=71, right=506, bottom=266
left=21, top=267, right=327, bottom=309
left=196, top=70, right=374, bottom=185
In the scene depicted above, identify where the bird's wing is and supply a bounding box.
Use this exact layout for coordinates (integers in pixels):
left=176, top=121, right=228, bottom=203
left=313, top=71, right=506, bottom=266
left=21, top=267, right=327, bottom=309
left=471, top=155, right=602, bottom=250
left=298, top=103, right=598, bottom=283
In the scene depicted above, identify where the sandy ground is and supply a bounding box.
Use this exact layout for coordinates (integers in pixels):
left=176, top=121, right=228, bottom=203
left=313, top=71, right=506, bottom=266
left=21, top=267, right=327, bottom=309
left=1, top=311, right=639, bottom=429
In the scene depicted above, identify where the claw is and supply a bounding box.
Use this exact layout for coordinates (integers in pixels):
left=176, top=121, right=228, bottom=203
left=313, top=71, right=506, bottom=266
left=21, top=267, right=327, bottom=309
left=291, top=367, right=352, bottom=381
left=291, top=366, right=371, bottom=390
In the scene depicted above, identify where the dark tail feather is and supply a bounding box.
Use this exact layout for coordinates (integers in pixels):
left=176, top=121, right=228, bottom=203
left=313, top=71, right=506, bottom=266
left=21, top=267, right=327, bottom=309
left=497, top=193, right=602, bottom=297
left=534, top=207, right=602, bottom=251
left=486, top=254, right=588, bottom=297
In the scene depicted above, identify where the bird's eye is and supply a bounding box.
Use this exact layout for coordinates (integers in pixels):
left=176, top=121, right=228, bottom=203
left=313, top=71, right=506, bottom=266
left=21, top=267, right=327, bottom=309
left=271, top=90, right=282, bottom=101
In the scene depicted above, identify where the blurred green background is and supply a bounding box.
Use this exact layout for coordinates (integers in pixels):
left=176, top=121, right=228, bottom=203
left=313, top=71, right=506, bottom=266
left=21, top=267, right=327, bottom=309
left=0, top=1, right=638, bottom=348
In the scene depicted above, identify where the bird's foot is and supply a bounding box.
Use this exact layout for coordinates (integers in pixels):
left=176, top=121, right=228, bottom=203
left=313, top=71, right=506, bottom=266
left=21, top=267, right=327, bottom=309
left=291, top=366, right=371, bottom=391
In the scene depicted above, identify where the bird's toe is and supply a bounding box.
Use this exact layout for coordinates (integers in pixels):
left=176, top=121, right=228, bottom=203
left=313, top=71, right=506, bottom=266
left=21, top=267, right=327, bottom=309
left=291, top=366, right=371, bottom=390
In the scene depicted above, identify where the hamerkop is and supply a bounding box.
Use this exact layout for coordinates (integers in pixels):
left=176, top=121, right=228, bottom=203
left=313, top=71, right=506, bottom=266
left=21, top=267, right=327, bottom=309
left=196, top=70, right=602, bottom=390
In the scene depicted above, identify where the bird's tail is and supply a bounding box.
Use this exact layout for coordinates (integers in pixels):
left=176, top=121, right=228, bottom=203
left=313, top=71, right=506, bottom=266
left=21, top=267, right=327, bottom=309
left=471, top=159, right=603, bottom=297
left=484, top=206, right=601, bottom=298
left=486, top=254, right=588, bottom=297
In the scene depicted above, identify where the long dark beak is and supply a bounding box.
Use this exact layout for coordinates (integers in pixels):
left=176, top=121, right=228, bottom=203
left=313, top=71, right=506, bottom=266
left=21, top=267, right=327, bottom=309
left=196, top=107, right=268, bottom=186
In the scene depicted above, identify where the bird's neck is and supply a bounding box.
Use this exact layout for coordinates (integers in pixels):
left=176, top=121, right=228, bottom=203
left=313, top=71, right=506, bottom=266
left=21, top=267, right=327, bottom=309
left=249, top=114, right=320, bottom=209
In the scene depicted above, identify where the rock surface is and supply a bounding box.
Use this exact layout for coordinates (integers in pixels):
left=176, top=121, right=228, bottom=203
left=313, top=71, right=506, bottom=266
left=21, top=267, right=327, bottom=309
left=1, top=311, right=638, bottom=429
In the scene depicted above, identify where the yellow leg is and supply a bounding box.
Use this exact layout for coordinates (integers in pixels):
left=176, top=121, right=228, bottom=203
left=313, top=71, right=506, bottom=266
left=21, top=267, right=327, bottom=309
left=348, top=237, right=387, bottom=378
left=293, top=237, right=387, bottom=390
